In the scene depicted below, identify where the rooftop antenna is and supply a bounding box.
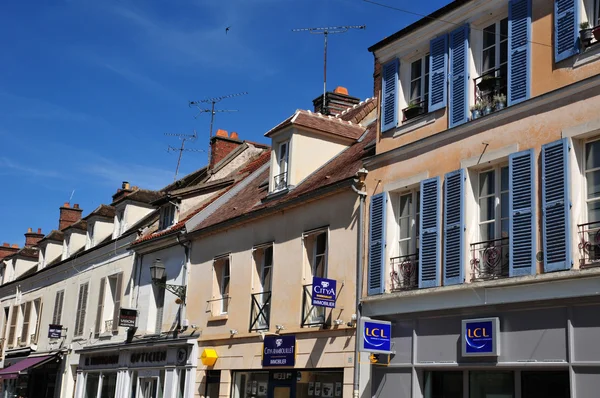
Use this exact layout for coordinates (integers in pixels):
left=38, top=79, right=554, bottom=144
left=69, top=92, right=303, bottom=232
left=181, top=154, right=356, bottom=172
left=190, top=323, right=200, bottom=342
left=189, top=91, right=248, bottom=138
left=165, top=131, right=205, bottom=181
left=292, top=25, right=366, bottom=114
left=69, top=189, right=75, bottom=203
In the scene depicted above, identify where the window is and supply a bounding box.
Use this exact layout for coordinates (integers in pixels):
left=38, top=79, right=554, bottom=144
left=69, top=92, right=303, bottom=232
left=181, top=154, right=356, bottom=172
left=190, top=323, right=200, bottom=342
left=114, top=209, right=125, bottom=238
left=391, top=190, right=420, bottom=290
left=74, top=282, right=89, bottom=337
left=250, top=245, right=273, bottom=331
left=303, top=230, right=328, bottom=325
left=213, top=257, right=231, bottom=315
left=52, top=290, right=65, bottom=326
left=7, top=305, right=18, bottom=348
left=95, top=273, right=123, bottom=335
left=86, top=225, right=94, bottom=250
left=481, top=18, right=508, bottom=78
left=31, top=299, right=42, bottom=344
left=473, top=166, right=509, bottom=279
left=274, top=141, right=289, bottom=191
left=584, top=0, right=600, bottom=27
left=582, top=140, right=600, bottom=262
left=62, top=235, right=70, bottom=260
left=20, top=301, right=31, bottom=346
left=159, top=205, right=176, bottom=230
left=405, top=55, right=430, bottom=119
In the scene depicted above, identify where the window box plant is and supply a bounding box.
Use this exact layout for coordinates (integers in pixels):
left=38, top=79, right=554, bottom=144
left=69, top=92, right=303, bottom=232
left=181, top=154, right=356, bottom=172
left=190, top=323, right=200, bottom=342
left=580, top=22, right=593, bottom=47
left=404, top=101, right=424, bottom=121
left=470, top=103, right=483, bottom=120
left=481, top=99, right=493, bottom=116
left=493, top=94, right=507, bottom=111
left=477, top=74, right=501, bottom=93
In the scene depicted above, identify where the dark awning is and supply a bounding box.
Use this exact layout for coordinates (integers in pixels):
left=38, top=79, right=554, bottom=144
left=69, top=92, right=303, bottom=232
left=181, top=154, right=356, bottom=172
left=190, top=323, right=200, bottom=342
left=0, top=355, right=56, bottom=379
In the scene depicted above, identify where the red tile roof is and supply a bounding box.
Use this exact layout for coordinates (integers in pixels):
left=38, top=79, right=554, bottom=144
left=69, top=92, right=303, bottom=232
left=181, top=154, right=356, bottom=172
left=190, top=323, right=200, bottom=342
left=265, top=110, right=365, bottom=140
left=336, top=97, right=376, bottom=124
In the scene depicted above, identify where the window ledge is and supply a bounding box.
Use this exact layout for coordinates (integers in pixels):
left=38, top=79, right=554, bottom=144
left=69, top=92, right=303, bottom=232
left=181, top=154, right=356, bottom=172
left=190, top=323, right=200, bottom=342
left=574, top=42, right=600, bottom=68
left=207, top=314, right=228, bottom=322
left=99, top=332, right=114, bottom=339
left=392, top=112, right=437, bottom=138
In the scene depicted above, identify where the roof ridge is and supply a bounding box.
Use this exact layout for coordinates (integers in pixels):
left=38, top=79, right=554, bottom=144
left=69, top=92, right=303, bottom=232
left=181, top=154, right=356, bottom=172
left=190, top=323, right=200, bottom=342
left=336, top=97, right=376, bottom=118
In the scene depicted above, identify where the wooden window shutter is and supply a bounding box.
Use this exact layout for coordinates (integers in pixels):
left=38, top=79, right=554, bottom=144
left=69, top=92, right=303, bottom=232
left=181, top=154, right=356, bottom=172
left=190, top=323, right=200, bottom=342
left=32, top=299, right=43, bottom=343
left=508, top=0, right=532, bottom=105
left=112, top=273, right=123, bottom=332
left=554, top=0, right=579, bottom=62
left=381, top=59, right=399, bottom=132
left=75, top=283, right=89, bottom=337
left=95, top=278, right=106, bottom=335
left=419, top=177, right=441, bottom=288
left=428, top=35, right=448, bottom=112
left=52, top=290, right=64, bottom=325
left=448, top=25, right=469, bottom=128
left=20, top=302, right=32, bottom=345
left=7, top=306, right=18, bottom=348
left=443, top=169, right=465, bottom=285
left=367, top=193, right=387, bottom=295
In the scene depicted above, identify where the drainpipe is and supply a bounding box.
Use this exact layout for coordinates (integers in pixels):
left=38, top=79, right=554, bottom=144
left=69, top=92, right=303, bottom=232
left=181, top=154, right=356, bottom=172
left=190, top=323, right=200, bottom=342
left=176, top=232, right=191, bottom=331
left=351, top=168, right=368, bottom=398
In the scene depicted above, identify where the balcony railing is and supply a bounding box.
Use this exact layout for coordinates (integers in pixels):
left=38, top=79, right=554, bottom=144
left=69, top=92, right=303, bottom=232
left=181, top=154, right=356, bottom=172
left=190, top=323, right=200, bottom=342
left=249, top=291, right=271, bottom=332
left=205, top=295, right=230, bottom=316
left=402, top=99, right=428, bottom=122
left=390, top=253, right=419, bottom=290
left=470, top=237, right=509, bottom=281
left=273, top=172, right=288, bottom=191
left=578, top=220, right=600, bottom=268
left=472, top=67, right=507, bottom=120
left=301, top=284, right=327, bottom=328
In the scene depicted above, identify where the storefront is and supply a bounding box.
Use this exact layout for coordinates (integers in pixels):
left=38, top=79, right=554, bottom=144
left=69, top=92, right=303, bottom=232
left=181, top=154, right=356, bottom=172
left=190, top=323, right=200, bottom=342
left=231, top=369, right=344, bottom=398
left=365, top=297, right=600, bottom=398
left=75, top=338, right=197, bottom=398
left=0, top=352, right=63, bottom=398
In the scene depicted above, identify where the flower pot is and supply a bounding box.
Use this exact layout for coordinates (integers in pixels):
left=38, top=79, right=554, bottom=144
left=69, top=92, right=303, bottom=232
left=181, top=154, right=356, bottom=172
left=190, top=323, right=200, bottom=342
left=593, top=26, right=600, bottom=42
left=404, top=105, right=424, bottom=121
left=580, top=28, right=593, bottom=46
left=477, top=76, right=501, bottom=93
left=494, top=102, right=505, bottom=111
left=471, top=110, right=481, bottom=120
left=483, top=105, right=493, bottom=116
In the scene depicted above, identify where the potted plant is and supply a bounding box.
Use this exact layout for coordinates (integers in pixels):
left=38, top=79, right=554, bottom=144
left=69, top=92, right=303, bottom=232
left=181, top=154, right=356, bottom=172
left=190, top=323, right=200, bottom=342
left=477, top=74, right=501, bottom=93
left=580, top=22, right=593, bottom=47
left=470, top=103, right=483, bottom=120
left=493, top=93, right=507, bottom=111
left=404, top=101, right=424, bottom=120
left=481, top=98, right=493, bottom=116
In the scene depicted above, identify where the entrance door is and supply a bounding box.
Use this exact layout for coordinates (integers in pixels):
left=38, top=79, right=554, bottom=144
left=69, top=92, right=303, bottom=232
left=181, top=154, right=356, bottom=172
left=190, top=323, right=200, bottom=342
left=268, top=379, right=296, bottom=398
left=139, top=378, right=158, bottom=398
left=272, top=386, right=291, bottom=398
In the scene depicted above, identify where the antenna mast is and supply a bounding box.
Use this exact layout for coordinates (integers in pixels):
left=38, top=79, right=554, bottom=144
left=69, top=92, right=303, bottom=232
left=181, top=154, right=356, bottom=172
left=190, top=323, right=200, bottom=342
left=292, top=25, right=365, bottom=114
left=189, top=91, right=248, bottom=138
left=165, top=131, right=205, bottom=181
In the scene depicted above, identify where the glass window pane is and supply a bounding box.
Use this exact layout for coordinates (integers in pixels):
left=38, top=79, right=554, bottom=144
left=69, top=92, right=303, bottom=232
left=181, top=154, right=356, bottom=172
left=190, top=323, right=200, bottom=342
left=85, top=374, right=100, bottom=398
left=587, top=170, right=600, bottom=199
left=501, top=192, right=509, bottom=219
left=521, top=371, right=569, bottom=398
left=588, top=200, right=600, bottom=223
left=585, top=141, right=600, bottom=169
left=424, top=371, right=463, bottom=398
left=399, top=194, right=412, bottom=217
left=316, top=233, right=327, bottom=255
left=480, top=197, right=495, bottom=222
left=501, top=167, right=509, bottom=191
left=100, top=373, right=118, bottom=398
left=479, top=171, right=495, bottom=197
left=501, top=18, right=508, bottom=37
left=482, top=49, right=495, bottom=73
left=501, top=219, right=509, bottom=238
left=399, top=240, right=409, bottom=256
left=480, top=223, right=495, bottom=241
left=469, top=371, right=514, bottom=398
left=410, top=79, right=422, bottom=102
left=483, top=24, right=496, bottom=48
left=500, top=40, right=508, bottom=66
left=399, top=217, right=410, bottom=239
left=411, top=59, right=422, bottom=80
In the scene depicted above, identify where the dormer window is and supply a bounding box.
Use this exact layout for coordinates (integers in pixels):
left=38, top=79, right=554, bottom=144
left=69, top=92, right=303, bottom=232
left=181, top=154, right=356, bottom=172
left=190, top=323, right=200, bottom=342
left=159, top=204, right=176, bottom=230
left=274, top=141, right=289, bottom=191
left=113, top=209, right=125, bottom=238
left=62, top=236, right=69, bottom=260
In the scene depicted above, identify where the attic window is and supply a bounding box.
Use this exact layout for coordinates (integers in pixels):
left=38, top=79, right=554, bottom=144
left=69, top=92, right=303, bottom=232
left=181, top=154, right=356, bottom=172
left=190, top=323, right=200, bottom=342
left=159, top=204, right=177, bottom=230
left=273, top=141, right=289, bottom=191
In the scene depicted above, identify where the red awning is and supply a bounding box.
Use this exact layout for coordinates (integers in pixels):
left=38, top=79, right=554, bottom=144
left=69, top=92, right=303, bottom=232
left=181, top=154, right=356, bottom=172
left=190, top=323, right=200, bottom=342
left=0, top=355, right=55, bottom=379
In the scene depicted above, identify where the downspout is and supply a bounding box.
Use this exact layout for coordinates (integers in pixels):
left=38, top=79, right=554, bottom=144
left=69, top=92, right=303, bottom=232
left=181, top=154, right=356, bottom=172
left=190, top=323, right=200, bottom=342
left=352, top=168, right=368, bottom=398
left=176, top=232, right=191, bottom=331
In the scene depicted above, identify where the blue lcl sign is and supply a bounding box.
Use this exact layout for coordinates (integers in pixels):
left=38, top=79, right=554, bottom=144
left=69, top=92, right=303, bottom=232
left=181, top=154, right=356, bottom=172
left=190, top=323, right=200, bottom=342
left=461, top=317, right=500, bottom=357
left=359, top=317, right=392, bottom=354
left=311, top=276, right=337, bottom=308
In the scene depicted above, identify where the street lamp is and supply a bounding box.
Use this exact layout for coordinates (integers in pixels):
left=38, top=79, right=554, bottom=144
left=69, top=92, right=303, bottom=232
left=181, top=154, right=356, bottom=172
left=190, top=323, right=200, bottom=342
left=150, top=258, right=187, bottom=304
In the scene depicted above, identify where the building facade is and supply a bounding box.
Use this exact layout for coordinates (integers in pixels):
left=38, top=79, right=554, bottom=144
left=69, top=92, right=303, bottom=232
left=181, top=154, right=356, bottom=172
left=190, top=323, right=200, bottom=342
left=362, top=0, right=600, bottom=397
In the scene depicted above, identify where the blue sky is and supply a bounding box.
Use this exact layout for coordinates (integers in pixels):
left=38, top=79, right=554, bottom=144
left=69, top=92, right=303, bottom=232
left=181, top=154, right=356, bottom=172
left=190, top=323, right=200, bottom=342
left=0, top=0, right=449, bottom=245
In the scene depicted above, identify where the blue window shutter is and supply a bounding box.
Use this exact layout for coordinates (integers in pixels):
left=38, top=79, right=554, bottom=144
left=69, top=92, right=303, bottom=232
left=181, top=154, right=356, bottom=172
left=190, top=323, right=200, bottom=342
left=443, top=169, right=465, bottom=285
left=428, top=35, right=448, bottom=113
left=508, top=0, right=532, bottom=106
left=381, top=59, right=399, bottom=132
left=419, top=177, right=441, bottom=288
left=448, top=25, right=469, bottom=128
left=509, top=149, right=536, bottom=276
left=554, top=0, right=579, bottom=62
left=541, top=138, right=571, bottom=272
left=368, top=192, right=387, bottom=295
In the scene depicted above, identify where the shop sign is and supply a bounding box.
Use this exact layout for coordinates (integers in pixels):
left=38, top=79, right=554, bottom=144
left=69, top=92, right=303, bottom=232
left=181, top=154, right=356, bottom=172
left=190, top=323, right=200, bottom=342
left=48, top=324, right=62, bottom=339
left=461, top=317, right=500, bottom=357
left=118, top=308, right=137, bottom=327
left=272, top=372, right=294, bottom=381
left=359, top=317, right=392, bottom=354
left=262, top=335, right=296, bottom=367
left=84, top=355, right=119, bottom=367
left=311, top=277, right=337, bottom=308
left=130, top=351, right=167, bottom=364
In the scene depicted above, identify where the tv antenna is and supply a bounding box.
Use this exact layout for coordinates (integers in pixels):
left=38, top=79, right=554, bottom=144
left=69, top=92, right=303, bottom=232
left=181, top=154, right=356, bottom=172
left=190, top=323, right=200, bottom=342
left=165, top=131, right=205, bottom=181
left=189, top=91, right=248, bottom=138
left=292, top=25, right=366, bottom=114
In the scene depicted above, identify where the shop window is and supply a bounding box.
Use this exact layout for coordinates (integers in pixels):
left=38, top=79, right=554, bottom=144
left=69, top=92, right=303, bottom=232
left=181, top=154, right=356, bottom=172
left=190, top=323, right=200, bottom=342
left=177, top=369, right=188, bottom=398
left=424, top=371, right=463, bottom=398
left=469, top=371, right=514, bottom=398
left=85, top=374, right=100, bottom=398
left=232, top=372, right=269, bottom=398
left=297, top=370, right=344, bottom=398
left=205, top=370, right=221, bottom=398
left=100, top=373, right=118, bottom=398
left=521, top=371, right=569, bottom=398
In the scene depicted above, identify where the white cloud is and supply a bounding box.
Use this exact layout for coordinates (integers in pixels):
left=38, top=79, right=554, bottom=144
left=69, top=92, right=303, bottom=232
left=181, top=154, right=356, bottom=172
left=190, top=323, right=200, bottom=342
left=0, top=157, right=63, bottom=179
left=83, top=155, right=174, bottom=191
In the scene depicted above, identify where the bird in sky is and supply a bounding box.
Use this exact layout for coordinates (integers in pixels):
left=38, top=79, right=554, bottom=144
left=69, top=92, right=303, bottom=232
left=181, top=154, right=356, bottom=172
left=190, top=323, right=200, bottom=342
left=225, top=26, right=231, bottom=34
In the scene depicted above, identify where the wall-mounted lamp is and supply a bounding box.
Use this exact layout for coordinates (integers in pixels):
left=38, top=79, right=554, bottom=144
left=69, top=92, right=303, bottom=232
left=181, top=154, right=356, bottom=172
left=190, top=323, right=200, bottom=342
left=356, top=168, right=368, bottom=184
left=150, top=258, right=187, bottom=303
left=229, top=329, right=238, bottom=336
left=333, top=319, right=344, bottom=326
left=276, top=324, right=285, bottom=332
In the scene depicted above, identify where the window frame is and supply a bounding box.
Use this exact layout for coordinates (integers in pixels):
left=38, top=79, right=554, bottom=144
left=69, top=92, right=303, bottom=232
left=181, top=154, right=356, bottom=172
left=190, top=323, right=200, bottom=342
left=396, top=189, right=421, bottom=258
left=408, top=55, right=430, bottom=109
left=476, top=164, right=509, bottom=243
left=583, top=137, right=600, bottom=224
left=159, top=204, right=177, bottom=231
left=274, top=141, right=290, bottom=191
left=213, top=256, right=231, bottom=315
left=480, top=17, right=509, bottom=77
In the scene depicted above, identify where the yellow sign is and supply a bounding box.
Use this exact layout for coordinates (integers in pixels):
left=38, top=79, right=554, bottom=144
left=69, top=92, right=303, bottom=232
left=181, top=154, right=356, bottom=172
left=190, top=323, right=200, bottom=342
left=201, top=348, right=218, bottom=366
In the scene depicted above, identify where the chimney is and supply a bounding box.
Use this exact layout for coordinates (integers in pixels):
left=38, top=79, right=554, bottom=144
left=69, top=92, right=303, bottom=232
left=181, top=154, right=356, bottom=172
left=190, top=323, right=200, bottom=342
left=0, top=243, right=19, bottom=261
left=112, top=181, right=134, bottom=203
left=312, top=86, right=361, bottom=116
left=210, top=129, right=243, bottom=169
left=24, top=228, right=44, bottom=247
left=59, top=202, right=83, bottom=230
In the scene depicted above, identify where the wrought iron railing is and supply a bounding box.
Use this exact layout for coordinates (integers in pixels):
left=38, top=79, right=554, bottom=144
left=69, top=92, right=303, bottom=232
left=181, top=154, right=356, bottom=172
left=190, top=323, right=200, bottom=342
left=578, top=220, right=600, bottom=267
left=205, top=295, right=230, bottom=316
left=472, top=66, right=508, bottom=118
left=273, top=172, right=288, bottom=191
left=402, top=99, right=428, bottom=122
left=390, top=253, right=419, bottom=290
left=470, top=237, right=509, bottom=280
left=249, top=291, right=271, bottom=332
left=301, top=284, right=327, bottom=327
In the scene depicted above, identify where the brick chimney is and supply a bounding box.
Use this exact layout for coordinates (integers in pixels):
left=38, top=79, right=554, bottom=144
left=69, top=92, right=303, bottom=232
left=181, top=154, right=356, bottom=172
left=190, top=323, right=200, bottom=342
left=24, top=228, right=44, bottom=247
left=112, top=181, right=134, bottom=203
left=312, top=86, right=361, bottom=116
left=0, top=243, right=18, bottom=261
left=59, top=202, right=83, bottom=230
left=210, top=129, right=243, bottom=168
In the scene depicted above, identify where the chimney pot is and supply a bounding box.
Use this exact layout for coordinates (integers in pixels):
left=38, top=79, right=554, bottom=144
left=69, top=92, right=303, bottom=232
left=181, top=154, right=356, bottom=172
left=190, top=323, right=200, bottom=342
left=37, top=228, right=42, bottom=234
left=59, top=202, right=83, bottom=230
left=334, top=86, right=349, bottom=95
left=3, top=243, right=9, bottom=247
left=63, top=202, right=70, bottom=208
left=27, top=227, right=32, bottom=233
left=12, top=244, right=19, bottom=249
left=74, top=204, right=80, bottom=209
left=230, top=132, right=239, bottom=140
left=122, top=181, right=130, bottom=190
left=216, top=129, right=228, bottom=138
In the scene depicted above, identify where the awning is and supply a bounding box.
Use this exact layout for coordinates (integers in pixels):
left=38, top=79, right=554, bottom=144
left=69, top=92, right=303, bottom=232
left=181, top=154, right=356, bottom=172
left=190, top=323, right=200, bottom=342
left=0, top=355, right=56, bottom=379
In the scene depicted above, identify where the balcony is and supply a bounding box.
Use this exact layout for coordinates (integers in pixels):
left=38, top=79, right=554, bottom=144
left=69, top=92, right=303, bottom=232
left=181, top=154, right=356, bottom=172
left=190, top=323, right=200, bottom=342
left=249, top=291, right=271, bottom=332
left=578, top=221, right=600, bottom=268
left=390, top=253, right=419, bottom=290
left=402, top=99, right=428, bottom=122
left=471, top=67, right=507, bottom=120
left=470, top=237, right=509, bottom=281
left=301, top=284, right=327, bottom=328
left=273, top=172, right=288, bottom=191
